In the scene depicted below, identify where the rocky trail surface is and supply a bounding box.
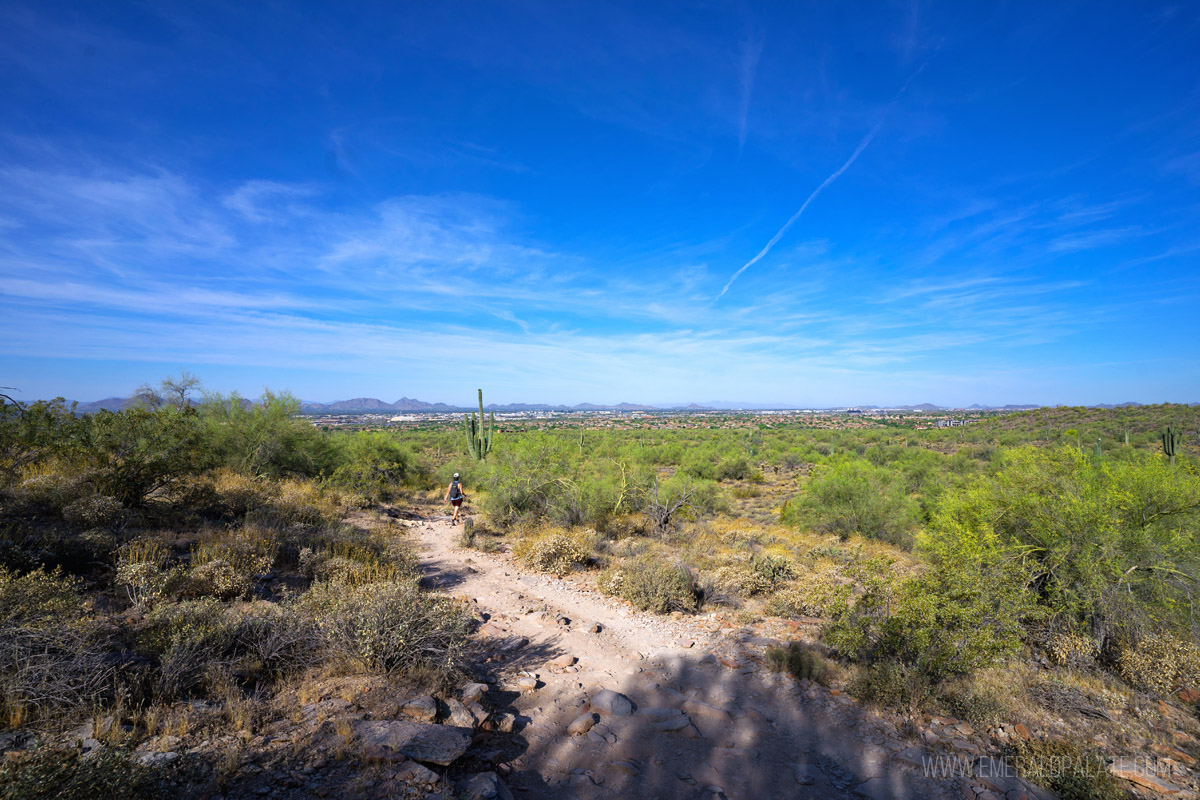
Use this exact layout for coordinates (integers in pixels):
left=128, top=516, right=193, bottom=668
left=407, top=512, right=1059, bottom=800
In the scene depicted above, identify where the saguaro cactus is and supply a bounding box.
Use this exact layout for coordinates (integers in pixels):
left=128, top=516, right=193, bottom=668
left=464, top=389, right=495, bottom=460
left=1162, top=425, right=1183, bottom=467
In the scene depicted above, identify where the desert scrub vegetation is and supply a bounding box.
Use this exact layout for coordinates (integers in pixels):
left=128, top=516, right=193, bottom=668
left=765, top=641, right=835, bottom=685
left=511, top=526, right=596, bottom=575
left=1117, top=632, right=1200, bottom=695
left=301, top=579, right=470, bottom=680
left=0, top=567, right=111, bottom=727
left=3, top=381, right=1199, bottom=791
left=781, top=458, right=920, bottom=548
left=1008, top=738, right=1125, bottom=800
left=600, top=556, right=704, bottom=613
left=0, top=377, right=474, bottom=795
left=0, top=746, right=158, bottom=800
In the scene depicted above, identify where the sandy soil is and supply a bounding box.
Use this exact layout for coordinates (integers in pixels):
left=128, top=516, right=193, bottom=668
left=405, top=513, right=1005, bottom=800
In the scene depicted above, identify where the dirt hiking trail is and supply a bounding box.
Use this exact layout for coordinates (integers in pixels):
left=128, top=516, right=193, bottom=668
left=406, top=513, right=1056, bottom=800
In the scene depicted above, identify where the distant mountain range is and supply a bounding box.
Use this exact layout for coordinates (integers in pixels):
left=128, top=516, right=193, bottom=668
left=61, top=397, right=1172, bottom=415
left=74, top=397, right=136, bottom=413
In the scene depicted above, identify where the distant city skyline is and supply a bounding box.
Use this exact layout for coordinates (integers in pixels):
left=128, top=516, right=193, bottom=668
left=3, top=2, right=1199, bottom=406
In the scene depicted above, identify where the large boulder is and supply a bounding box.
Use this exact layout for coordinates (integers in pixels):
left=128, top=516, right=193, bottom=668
left=354, top=720, right=472, bottom=766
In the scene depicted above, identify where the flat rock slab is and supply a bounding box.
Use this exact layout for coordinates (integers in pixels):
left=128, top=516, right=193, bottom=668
left=354, top=720, right=473, bottom=766
left=1110, top=758, right=1183, bottom=795
left=681, top=699, right=732, bottom=722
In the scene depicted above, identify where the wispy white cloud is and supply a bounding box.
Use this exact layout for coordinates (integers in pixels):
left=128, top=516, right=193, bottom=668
left=1046, top=226, right=1144, bottom=253
left=735, top=26, right=764, bottom=151
left=1, top=154, right=1190, bottom=404
left=222, top=181, right=316, bottom=224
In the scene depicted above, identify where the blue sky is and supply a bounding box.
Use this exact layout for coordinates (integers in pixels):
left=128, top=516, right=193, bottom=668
left=2, top=1, right=1198, bottom=407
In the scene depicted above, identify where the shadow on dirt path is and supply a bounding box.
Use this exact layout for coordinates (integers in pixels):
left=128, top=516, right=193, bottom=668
left=402, top=510, right=1054, bottom=800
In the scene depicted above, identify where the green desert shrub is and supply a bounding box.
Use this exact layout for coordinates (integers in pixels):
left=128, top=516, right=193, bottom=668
left=1009, top=738, right=1124, bottom=800
left=478, top=432, right=574, bottom=525
left=765, top=642, right=832, bottom=685
left=0, top=747, right=158, bottom=800
left=75, top=407, right=211, bottom=506
left=1117, top=633, right=1200, bottom=695
left=849, top=659, right=935, bottom=711
left=822, top=547, right=1030, bottom=681
left=931, top=446, right=1200, bottom=649
left=785, top=459, right=918, bottom=548
left=715, top=456, right=753, bottom=482
left=0, top=568, right=112, bottom=726
left=200, top=389, right=337, bottom=478
left=601, top=557, right=702, bottom=614
left=0, top=399, right=81, bottom=489
left=139, top=599, right=239, bottom=701
left=329, top=432, right=428, bottom=502
left=512, top=528, right=594, bottom=575
left=307, top=580, right=470, bottom=680
left=61, top=494, right=125, bottom=530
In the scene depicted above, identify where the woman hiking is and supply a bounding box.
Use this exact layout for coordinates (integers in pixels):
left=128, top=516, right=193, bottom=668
left=444, top=472, right=466, bottom=523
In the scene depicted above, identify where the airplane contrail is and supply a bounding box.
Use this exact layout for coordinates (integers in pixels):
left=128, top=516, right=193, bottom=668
left=716, top=58, right=933, bottom=301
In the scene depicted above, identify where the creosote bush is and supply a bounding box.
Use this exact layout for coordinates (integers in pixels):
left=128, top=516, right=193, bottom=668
left=61, top=494, right=125, bottom=530
left=512, top=527, right=594, bottom=575
left=0, top=567, right=112, bottom=726
left=601, top=556, right=703, bottom=614
left=765, top=642, right=832, bottom=685
left=0, top=747, right=158, bottom=800
left=183, top=528, right=277, bottom=600
left=1045, top=632, right=1100, bottom=670
left=784, top=459, right=918, bottom=548
left=304, top=580, right=470, bottom=681
left=1008, top=738, right=1124, bottom=800
left=328, top=432, right=428, bottom=502
left=1117, top=633, right=1200, bottom=695
left=849, top=660, right=935, bottom=711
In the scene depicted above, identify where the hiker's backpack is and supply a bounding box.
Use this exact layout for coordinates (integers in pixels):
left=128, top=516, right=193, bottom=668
left=449, top=480, right=463, bottom=499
